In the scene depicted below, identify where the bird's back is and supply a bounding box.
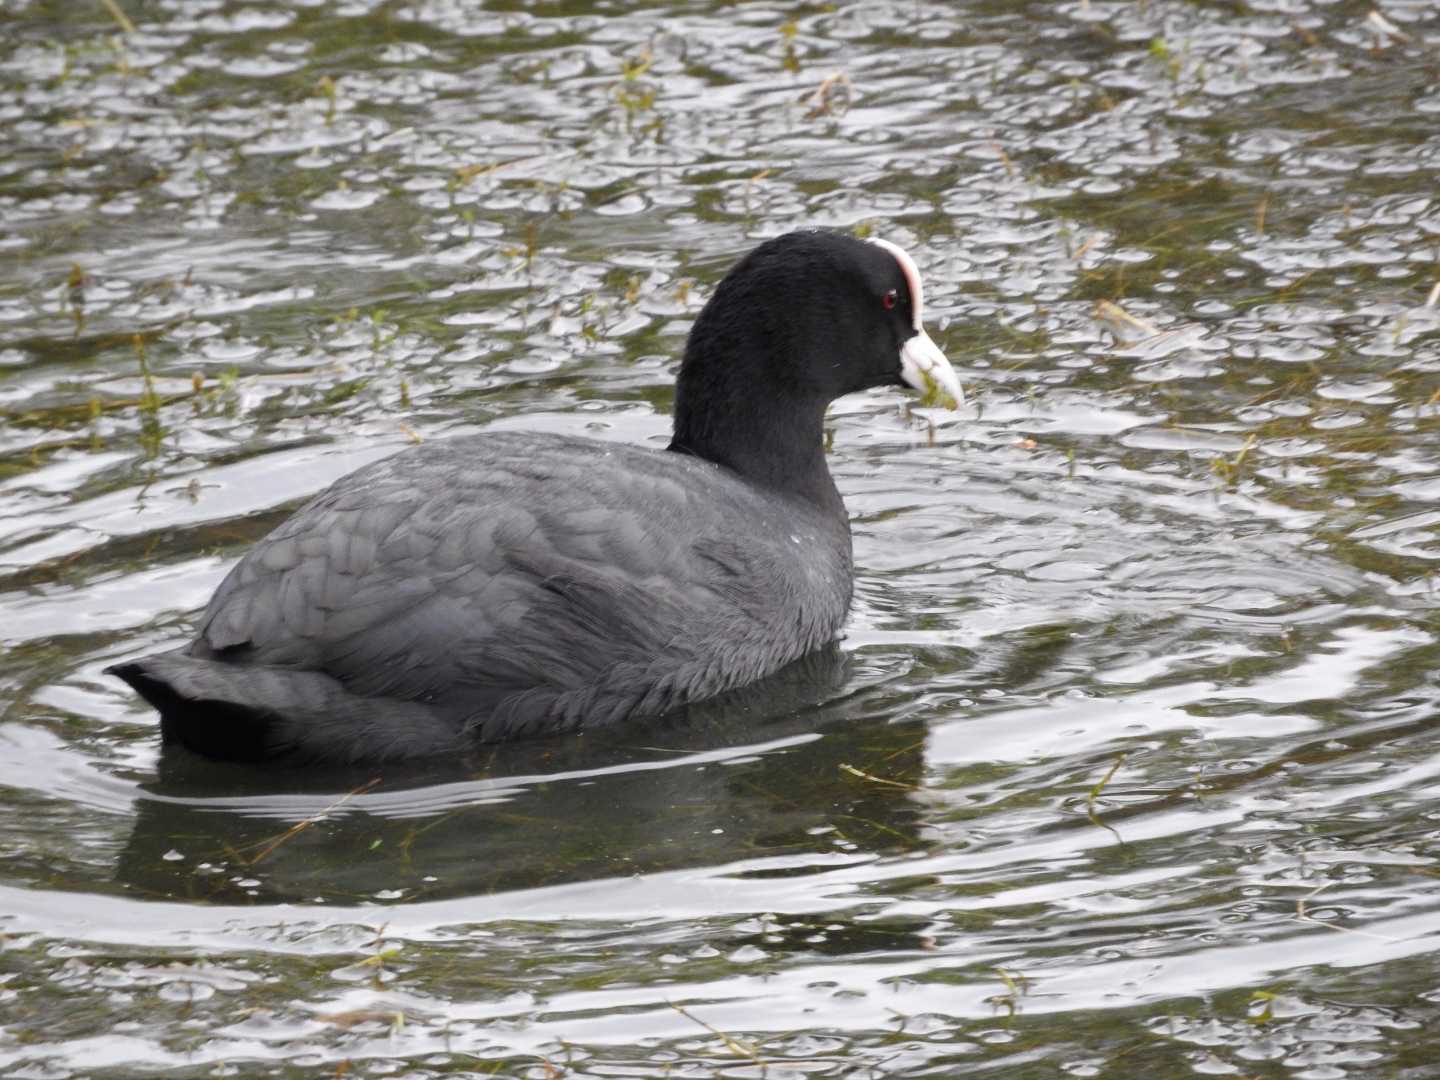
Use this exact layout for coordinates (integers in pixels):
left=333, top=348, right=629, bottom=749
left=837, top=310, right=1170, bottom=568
left=116, top=431, right=852, bottom=761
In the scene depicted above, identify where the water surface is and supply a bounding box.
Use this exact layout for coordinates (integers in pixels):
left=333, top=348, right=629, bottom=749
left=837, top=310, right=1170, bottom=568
left=3, top=0, right=1440, bottom=1076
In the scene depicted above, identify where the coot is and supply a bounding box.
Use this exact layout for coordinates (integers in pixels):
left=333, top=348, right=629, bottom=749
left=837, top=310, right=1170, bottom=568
left=109, top=230, right=961, bottom=763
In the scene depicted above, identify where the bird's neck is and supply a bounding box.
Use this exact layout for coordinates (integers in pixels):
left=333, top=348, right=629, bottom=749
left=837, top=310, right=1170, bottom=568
left=668, top=381, right=844, bottom=519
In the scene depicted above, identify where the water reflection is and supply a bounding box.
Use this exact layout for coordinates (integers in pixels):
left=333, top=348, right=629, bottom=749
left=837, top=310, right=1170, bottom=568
left=117, top=647, right=934, bottom=905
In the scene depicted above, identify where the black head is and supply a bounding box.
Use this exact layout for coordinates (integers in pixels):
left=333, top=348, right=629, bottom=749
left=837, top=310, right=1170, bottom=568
left=676, top=230, right=956, bottom=408
left=668, top=229, right=959, bottom=508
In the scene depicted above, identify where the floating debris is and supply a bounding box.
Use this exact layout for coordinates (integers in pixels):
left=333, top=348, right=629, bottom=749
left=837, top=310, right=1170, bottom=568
left=804, top=72, right=852, bottom=119
left=1092, top=298, right=1161, bottom=341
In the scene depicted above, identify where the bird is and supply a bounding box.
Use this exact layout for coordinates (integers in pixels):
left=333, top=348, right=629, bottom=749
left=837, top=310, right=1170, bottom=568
left=108, top=229, right=962, bottom=764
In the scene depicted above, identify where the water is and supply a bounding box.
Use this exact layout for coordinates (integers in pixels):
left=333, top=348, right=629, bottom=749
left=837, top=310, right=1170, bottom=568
left=3, top=0, right=1439, bottom=1075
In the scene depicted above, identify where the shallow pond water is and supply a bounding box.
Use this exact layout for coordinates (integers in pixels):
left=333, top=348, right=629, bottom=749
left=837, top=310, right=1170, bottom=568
left=3, top=0, right=1440, bottom=1076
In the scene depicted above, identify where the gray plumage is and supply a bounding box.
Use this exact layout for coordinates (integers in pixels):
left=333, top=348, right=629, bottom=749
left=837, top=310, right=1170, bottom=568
left=117, top=434, right=850, bottom=761
left=109, top=229, right=953, bottom=763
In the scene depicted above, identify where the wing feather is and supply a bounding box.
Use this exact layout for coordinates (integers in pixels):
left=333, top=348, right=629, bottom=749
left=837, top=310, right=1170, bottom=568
left=189, top=432, right=850, bottom=732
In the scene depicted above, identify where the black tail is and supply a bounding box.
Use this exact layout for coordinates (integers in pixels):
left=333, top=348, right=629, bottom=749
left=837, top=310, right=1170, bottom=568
left=106, top=651, right=466, bottom=764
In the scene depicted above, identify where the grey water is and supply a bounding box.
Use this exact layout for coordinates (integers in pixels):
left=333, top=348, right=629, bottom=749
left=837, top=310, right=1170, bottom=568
left=2, top=0, right=1440, bottom=1076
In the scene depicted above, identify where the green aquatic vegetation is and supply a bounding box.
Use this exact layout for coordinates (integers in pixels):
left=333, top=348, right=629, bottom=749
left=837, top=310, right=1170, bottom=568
left=509, top=56, right=553, bottom=84
left=1148, top=36, right=1183, bottom=81
left=1058, top=222, right=1102, bottom=262
left=367, top=307, right=396, bottom=349
left=355, top=928, right=404, bottom=991
left=780, top=17, right=800, bottom=73
left=1248, top=989, right=1279, bottom=1025
left=671, top=1002, right=768, bottom=1069
left=987, top=966, right=1031, bottom=1022
left=316, top=74, right=338, bottom=125
left=187, top=368, right=237, bottom=417
left=839, top=762, right=916, bottom=790
left=451, top=157, right=539, bottom=204
left=612, top=49, right=666, bottom=140
left=614, top=48, right=656, bottom=114
left=1085, top=752, right=1126, bottom=825
left=100, top=0, right=136, bottom=35
left=502, top=219, right=542, bottom=276
left=0, top=380, right=192, bottom=432
left=619, top=48, right=653, bottom=82
left=322, top=378, right=372, bottom=407
left=1209, top=434, right=1259, bottom=489
left=63, top=263, right=87, bottom=337
left=104, top=33, right=136, bottom=78
left=133, top=334, right=165, bottom=457
left=132, top=334, right=159, bottom=415
left=216, top=368, right=238, bottom=397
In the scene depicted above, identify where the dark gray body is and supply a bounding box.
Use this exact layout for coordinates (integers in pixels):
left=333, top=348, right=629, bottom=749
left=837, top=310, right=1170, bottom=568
left=116, top=431, right=853, bottom=761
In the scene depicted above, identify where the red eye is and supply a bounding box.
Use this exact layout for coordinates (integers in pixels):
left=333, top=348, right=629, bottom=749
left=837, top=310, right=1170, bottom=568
left=882, top=289, right=898, bottom=310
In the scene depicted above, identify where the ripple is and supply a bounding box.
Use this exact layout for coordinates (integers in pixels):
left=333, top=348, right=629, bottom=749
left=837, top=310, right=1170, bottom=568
left=2, top=0, right=1440, bottom=1076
